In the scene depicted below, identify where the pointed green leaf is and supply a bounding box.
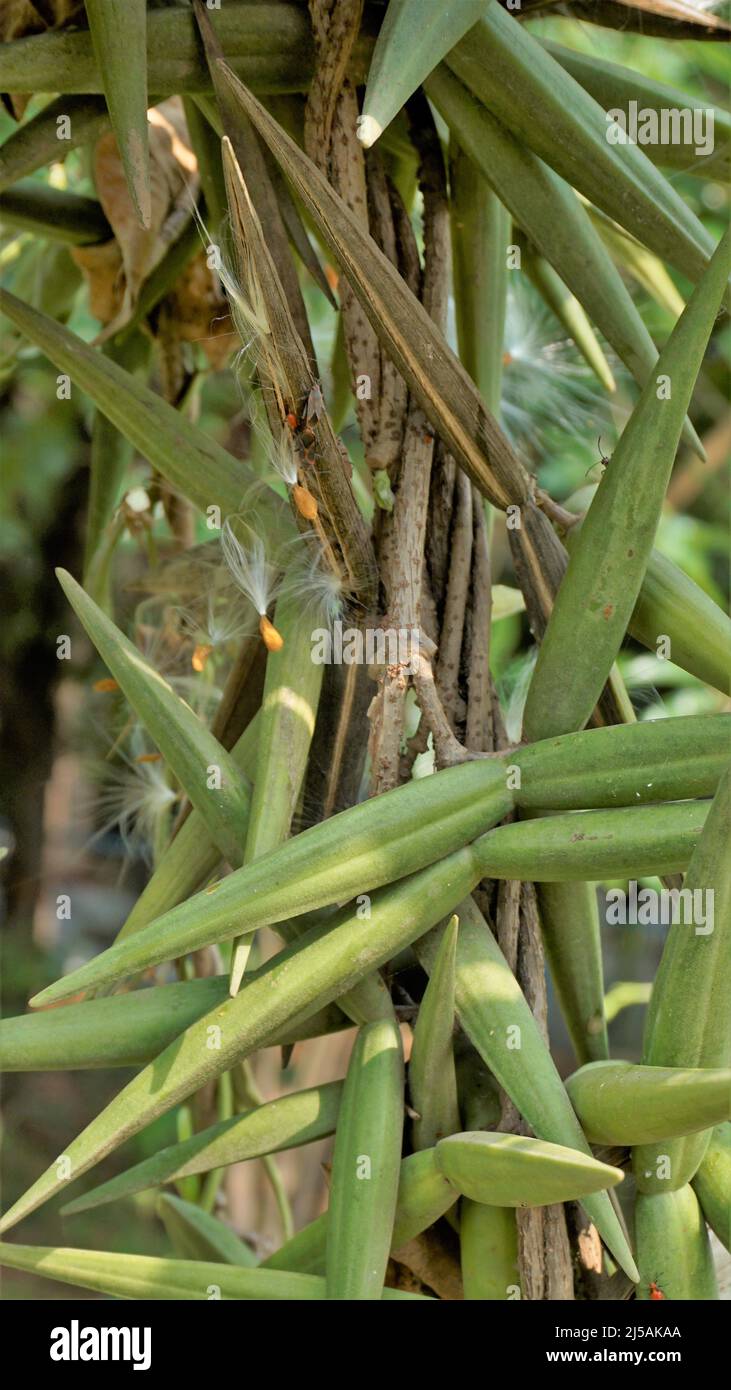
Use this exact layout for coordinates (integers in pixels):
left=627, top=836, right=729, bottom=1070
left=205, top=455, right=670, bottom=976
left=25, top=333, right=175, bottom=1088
left=241, top=594, right=322, bottom=867
left=567, top=1061, right=731, bottom=1146
left=85, top=0, right=150, bottom=228
left=565, top=518, right=731, bottom=695
left=156, top=1193, right=257, bottom=1266
left=230, top=594, right=324, bottom=993
left=0, top=95, right=109, bottom=191
left=0, top=182, right=111, bottom=244
left=586, top=204, right=692, bottom=318
left=358, top=0, right=487, bottom=147
left=449, top=139, right=509, bottom=413
left=435, top=1130, right=624, bottom=1206
left=587, top=205, right=687, bottom=318
left=409, top=915, right=460, bottom=1150
left=523, top=231, right=731, bottom=740
left=629, top=547, right=731, bottom=696
left=512, top=714, right=729, bottom=812
left=0, top=978, right=345, bottom=1074
left=1, top=977, right=225, bottom=1073
left=475, top=800, right=708, bottom=884
left=460, top=1201, right=519, bottom=1301
left=415, top=899, right=639, bottom=1282
left=63, top=1082, right=343, bottom=1215
left=57, top=569, right=252, bottom=867
left=692, top=1123, right=731, bottom=1251
left=0, top=290, right=283, bottom=525
left=0, top=1243, right=426, bottom=1300
left=538, top=881, right=609, bottom=1065
left=326, top=1014, right=404, bottom=1299
left=635, top=766, right=731, bottom=1193
left=386, top=1148, right=461, bottom=1256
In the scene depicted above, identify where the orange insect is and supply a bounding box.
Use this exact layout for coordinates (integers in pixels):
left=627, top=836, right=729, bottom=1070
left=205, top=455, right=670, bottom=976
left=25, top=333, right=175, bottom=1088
left=648, top=1279, right=665, bottom=1300
left=93, top=678, right=119, bottom=693
left=134, top=752, right=162, bottom=764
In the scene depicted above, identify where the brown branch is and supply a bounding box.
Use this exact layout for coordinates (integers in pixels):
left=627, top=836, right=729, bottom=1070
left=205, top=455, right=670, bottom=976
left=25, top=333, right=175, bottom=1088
left=465, top=494, right=493, bottom=751
left=436, top=469, right=472, bottom=728
left=304, top=0, right=363, bottom=159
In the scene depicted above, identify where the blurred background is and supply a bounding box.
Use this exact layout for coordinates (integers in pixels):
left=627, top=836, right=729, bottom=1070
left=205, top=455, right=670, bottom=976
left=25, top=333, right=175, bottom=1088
left=1, top=12, right=729, bottom=1298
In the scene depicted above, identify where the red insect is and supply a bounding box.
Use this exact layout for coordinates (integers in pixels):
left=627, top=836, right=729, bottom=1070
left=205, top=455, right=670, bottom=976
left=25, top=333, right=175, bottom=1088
left=648, top=1279, right=665, bottom=1301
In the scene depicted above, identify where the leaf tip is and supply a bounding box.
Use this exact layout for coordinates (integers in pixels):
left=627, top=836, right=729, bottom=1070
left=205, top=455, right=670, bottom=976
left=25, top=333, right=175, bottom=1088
left=356, top=114, right=382, bottom=149
left=28, top=983, right=56, bottom=1010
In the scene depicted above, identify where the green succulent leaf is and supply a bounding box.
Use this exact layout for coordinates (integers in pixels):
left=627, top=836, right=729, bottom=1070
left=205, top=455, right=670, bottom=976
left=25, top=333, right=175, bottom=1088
left=449, top=142, right=509, bottom=413
left=409, top=914, right=461, bottom=1151
left=542, top=39, right=731, bottom=182
left=435, top=1130, right=624, bottom=1207
left=85, top=0, right=151, bottom=228
left=326, top=1014, right=404, bottom=1299
left=692, top=1123, right=731, bottom=1252
left=0, top=1243, right=427, bottom=1300
left=460, top=1201, right=519, bottom=1301
left=230, top=593, right=324, bottom=993
left=0, top=182, right=111, bottom=244
left=30, top=759, right=512, bottom=1007
left=0, top=977, right=345, bottom=1075
left=0, top=289, right=276, bottom=524
left=538, top=881, right=609, bottom=1066
left=359, top=0, right=487, bottom=148
left=0, top=96, right=109, bottom=191
left=567, top=1061, right=731, bottom=1146
left=635, top=1186, right=719, bottom=1301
